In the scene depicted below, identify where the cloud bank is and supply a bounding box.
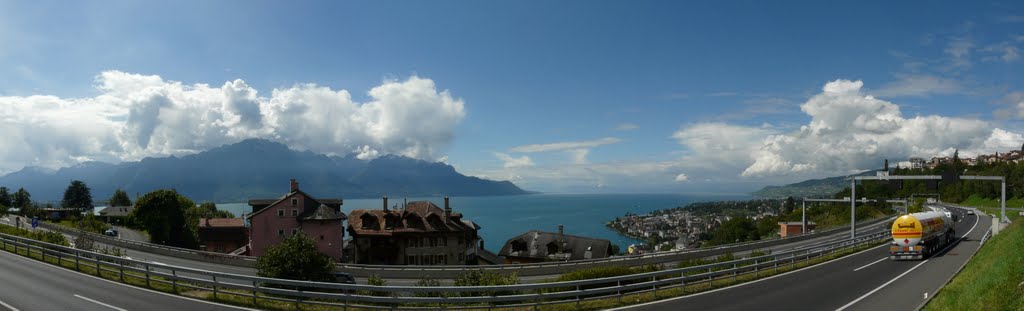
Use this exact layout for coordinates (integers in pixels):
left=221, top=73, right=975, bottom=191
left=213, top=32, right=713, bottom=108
left=0, top=71, right=465, bottom=173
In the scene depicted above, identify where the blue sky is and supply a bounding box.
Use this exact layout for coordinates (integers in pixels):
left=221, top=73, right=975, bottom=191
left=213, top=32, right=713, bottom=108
left=2, top=1, right=1023, bottom=193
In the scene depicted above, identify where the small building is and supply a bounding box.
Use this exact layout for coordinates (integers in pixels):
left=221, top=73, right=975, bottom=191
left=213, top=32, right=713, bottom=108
left=40, top=208, right=80, bottom=220
left=778, top=221, right=817, bottom=238
left=498, top=226, right=613, bottom=264
left=347, top=197, right=482, bottom=265
left=198, top=218, right=249, bottom=254
left=98, top=205, right=134, bottom=224
left=246, top=179, right=347, bottom=261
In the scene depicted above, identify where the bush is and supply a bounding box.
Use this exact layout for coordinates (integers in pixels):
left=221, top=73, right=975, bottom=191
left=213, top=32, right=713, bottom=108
left=359, top=274, right=391, bottom=297
left=453, top=269, right=519, bottom=297
left=256, top=233, right=335, bottom=283
left=414, top=275, right=446, bottom=297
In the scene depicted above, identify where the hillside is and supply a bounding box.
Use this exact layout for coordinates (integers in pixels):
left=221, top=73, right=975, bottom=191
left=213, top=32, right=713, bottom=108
left=752, top=171, right=875, bottom=198
left=0, top=139, right=528, bottom=203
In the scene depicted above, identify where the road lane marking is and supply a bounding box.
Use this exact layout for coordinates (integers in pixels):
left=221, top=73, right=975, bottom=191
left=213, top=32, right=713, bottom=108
left=836, top=260, right=929, bottom=311
left=836, top=211, right=981, bottom=311
left=852, top=257, right=887, bottom=272
left=607, top=242, right=889, bottom=311
left=74, top=294, right=127, bottom=311
left=0, top=299, right=20, bottom=311
left=0, top=252, right=255, bottom=311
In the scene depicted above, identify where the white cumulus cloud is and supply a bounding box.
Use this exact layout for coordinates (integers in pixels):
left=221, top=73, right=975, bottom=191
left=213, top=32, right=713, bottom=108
left=494, top=152, right=535, bottom=168
left=740, top=79, right=1006, bottom=177
left=674, top=173, right=689, bottom=183
left=0, top=71, right=466, bottom=173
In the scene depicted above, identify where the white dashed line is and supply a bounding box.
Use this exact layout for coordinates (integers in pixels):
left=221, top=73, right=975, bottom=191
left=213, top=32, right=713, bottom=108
left=74, top=294, right=127, bottom=311
left=852, top=257, right=888, bottom=272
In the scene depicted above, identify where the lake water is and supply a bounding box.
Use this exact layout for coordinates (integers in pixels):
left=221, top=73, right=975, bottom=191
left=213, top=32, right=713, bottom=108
left=217, top=193, right=751, bottom=249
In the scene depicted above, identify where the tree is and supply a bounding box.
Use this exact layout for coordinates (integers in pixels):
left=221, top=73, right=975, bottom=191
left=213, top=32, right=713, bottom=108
left=133, top=189, right=199, bottom=248
left=61, top=180, right=94, bottom=215
left=193, top=202, right=236, bottom=219
left=13, top=188, right=31, bottom=209
left=109, top=189, right=132, bottom=207
left=256, top=233, right=335, bottom=282
left=783, top=196, right=796, bottom=215
left=0, top=186, right=11, bottom=208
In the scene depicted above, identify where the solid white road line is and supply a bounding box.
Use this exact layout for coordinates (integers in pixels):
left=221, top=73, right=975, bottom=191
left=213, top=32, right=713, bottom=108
left=607, top=242, right=889, bottom=311
left=1, top=248, right=256, bottom=311
left=74, top=294, right=127, bottom=311
left=852, top=257, right=888, bottom=272
left=836, top=210, right=981, bottom=311
left=836, top=260, right=929, bottom=311
left=0, top=299, right=20, bottom=311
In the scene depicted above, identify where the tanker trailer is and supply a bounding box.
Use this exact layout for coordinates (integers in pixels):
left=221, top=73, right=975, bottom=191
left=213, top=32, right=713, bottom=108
left=890, top=211, right=955, bottom=260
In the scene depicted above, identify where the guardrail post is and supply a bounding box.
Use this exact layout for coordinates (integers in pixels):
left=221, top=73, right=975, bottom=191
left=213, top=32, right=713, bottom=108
left=119, top=260, right=125, bottom=282
left=652, top=275, right=659, bottom=299
left=75, top=249, right=80, bottom=271
left=733, top=263, right=737, bottom=283
left=145, top=263, right=151, bottom=288
left=172, top=270, right=178, bottom=293
left=212, top=275, right=218, bottom=300
left=252, top=281, right=259, bottom=306
left=575, top=284, right=581, bottom=310
left=95, top=255, right=101, bottom=276
left=617, top=280, right=622, bottom=304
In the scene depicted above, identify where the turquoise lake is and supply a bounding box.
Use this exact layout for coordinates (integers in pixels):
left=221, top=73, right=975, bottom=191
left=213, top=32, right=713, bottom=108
left=216, top=193, right=751, bottom=250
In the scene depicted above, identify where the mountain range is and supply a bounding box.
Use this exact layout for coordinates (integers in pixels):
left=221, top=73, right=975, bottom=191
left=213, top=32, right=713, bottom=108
left=751, top=170, right=877, bottom=198
left=0, top=139, right=528, bottom=203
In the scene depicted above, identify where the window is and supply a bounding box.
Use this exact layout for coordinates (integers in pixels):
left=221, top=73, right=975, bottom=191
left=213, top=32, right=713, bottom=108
left=291, top=209, right=298, bottom=216
left=277, top=209, right=284, bottom=217
left=442, top=237, right=448, bottom=246
left=407, top=256, right=415, bottom=264
left=277, top=229, right=284, bottom=237
left=292, top=228, right=299, bottom=235
left=291, top=198, right=298, bottom=206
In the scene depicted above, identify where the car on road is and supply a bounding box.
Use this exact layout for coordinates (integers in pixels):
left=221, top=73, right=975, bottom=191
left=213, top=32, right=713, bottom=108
left=104, top=229, right=119, bottom=237
left=332, top=272, right=356, bottom=284
left=967, top=210, right=975, bottom=215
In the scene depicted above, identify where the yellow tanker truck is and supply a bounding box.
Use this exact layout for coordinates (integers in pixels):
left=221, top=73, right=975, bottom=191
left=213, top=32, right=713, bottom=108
left=889, top=210, right=955, bottom=260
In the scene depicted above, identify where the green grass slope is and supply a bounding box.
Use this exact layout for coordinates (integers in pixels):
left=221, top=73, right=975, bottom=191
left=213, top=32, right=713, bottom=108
left=924, top=220, right=1024, bottom=311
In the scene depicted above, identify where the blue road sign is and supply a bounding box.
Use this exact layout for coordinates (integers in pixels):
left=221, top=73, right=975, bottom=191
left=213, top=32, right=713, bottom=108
left=31, top=217, right=38, bottom=228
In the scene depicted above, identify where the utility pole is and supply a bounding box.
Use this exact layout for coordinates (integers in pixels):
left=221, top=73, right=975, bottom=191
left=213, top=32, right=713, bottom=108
left=850, top=179, right=856, bottom=239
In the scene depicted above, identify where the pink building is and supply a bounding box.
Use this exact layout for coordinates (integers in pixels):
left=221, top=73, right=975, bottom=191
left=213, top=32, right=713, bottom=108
left=246, top=179, right=347, bottom=261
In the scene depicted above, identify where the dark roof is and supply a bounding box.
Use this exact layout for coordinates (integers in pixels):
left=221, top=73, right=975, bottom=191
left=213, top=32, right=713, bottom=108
left=498, top=230, right=612, bottom=261
left=299, top=204, right=347, bottom=221
left=98, top=206, right=134, bottom=217
left=347, top=201, right=474, bottom=236
left=246, top=188, right=342, bottom=220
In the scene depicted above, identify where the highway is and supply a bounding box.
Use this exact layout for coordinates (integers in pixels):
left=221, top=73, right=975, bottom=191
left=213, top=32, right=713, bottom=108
left=621, top=205, right=987, bottom=311
left=0, top=245, right=248, bottom=311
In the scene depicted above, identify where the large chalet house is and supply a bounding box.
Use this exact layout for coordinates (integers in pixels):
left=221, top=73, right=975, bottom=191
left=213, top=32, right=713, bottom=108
left=346, top=197, right=482, bottom=265
left=498, top=226, right=613, bottom=264
left=246, top=179, right=347, bottom=261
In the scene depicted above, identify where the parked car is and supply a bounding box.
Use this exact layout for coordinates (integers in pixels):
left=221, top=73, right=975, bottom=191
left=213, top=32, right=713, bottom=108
left=967, top=210, right=975, bottom=215
left=104, top=229, right=119, bottom=237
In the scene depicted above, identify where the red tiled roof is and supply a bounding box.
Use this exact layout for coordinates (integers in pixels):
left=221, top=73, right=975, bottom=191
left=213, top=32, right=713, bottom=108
left=200, top=218, right=245, bottom=228
left=347, top=201, right=474, bottom=236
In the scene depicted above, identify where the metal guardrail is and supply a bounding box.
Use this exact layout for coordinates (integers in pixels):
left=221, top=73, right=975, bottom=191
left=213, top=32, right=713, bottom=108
left=0, top=229, right=890, bottom=310
left=36, top=216, right=893, bottom=279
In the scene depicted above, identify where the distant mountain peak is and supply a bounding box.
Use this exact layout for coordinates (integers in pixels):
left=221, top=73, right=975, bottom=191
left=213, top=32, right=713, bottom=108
left=0, top=139, right=527, bottom=202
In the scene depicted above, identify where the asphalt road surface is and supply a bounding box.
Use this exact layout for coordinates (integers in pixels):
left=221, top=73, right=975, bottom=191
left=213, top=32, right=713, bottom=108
left=620, top=205, right=986, bottom=311
left=0, top=247, right=249, bottom=311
